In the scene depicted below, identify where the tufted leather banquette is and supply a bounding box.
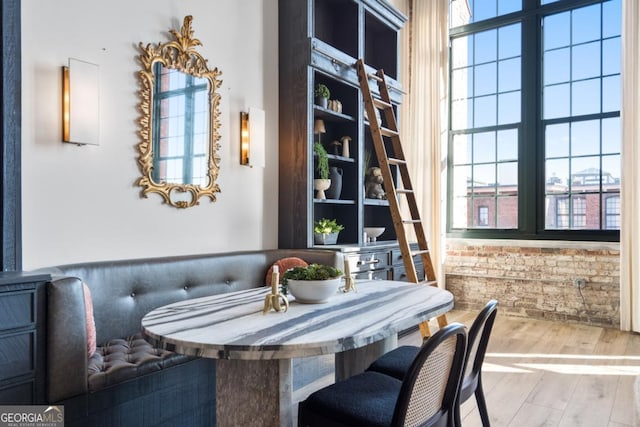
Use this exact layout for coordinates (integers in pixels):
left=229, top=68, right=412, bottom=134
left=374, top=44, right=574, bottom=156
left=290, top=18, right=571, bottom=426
left=41, top=249, right=341, bottom=426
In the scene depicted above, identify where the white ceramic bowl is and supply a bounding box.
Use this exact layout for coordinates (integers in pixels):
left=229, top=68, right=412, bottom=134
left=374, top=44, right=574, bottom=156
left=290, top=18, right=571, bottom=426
left=287, top=278, right=341, bottom=303
left=364, top=227, right=385, bottom=240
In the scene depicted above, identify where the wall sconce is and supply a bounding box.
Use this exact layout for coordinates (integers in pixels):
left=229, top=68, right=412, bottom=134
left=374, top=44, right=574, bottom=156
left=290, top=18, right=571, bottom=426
left=314, top=119, right=326, bottom=145
left=240, top=107, right=265, bottom=167
left=62, top=58, right=100, bottom=145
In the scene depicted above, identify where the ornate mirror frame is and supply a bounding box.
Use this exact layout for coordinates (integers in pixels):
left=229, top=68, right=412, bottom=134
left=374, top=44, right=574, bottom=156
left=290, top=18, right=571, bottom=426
left=137, top=16, right=223, bottom=208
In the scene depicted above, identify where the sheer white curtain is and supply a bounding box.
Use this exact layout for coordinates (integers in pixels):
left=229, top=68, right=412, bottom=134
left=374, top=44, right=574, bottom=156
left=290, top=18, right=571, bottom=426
left=393, top=0, right=449, bottom=286
left=620, top=0, right=640, bottom=332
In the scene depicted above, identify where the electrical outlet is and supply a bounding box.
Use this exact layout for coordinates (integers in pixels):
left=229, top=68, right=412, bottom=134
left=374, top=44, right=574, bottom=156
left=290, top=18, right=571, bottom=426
left=573, top=278, right=587, bottom=288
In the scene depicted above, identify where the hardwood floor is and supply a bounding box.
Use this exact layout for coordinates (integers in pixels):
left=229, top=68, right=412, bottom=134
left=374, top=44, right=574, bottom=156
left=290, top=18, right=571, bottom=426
left=293, top=310, right=640, bottom=426
left=416, top=310, right=640, bottom=427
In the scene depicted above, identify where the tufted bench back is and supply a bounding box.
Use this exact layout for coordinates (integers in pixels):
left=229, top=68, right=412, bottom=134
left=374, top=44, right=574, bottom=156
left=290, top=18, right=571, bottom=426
left=48, top=249, right=339, bottom=343
left=41, top=249, right=341, bottom=403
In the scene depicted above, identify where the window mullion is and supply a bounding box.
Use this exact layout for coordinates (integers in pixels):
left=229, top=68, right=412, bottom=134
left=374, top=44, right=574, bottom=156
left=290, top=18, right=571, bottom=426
left=520, top=14, right=538, bottom=234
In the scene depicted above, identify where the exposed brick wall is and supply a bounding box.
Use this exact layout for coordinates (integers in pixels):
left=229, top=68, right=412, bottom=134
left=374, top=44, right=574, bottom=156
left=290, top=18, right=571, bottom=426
left=445, top=239, right=620, bottom=328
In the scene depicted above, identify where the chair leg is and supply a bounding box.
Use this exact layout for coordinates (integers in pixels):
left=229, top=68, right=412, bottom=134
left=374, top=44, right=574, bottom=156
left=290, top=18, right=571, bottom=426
left=475, top=376, right=491, bottom=427
left=453, top=398, right=462, bottom=427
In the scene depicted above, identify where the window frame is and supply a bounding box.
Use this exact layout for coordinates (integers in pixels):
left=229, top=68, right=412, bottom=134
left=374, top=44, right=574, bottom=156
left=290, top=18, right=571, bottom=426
left=446, top=0, right=620, bottom=242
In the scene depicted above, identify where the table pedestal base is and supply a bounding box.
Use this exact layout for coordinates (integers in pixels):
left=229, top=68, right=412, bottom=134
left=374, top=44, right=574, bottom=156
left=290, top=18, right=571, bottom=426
left=216, top=336, right=398, bottom=426
left=334, top=335, right=398, bottom=381
left=217, top=359, right=293, bottom=427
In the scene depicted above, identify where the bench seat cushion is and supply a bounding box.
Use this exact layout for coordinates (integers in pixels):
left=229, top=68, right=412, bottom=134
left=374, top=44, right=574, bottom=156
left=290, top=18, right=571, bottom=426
left=87, top=333, right=192, bottom=392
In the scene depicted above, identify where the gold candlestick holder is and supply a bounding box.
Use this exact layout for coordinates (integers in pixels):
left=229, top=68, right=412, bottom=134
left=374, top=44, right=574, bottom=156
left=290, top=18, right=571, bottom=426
left=341, top=258, right=357, bottom=293
left=263, top=266, right=289, bottom=314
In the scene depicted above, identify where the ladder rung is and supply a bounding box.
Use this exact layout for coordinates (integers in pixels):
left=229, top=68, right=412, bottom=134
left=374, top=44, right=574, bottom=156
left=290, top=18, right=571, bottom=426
left=388, top=157, right=407, bottom=166
left=417, top=280, right=438, bottom=287
left=411, top=249, right=430, bottom=257
left=380, top=127, right=399, bottom=138
left=368, top=73, right=383, bottom=82
left=373, top=98, right=392, bottom=110
left=396, top=189, right=414, bottom=194
left=402, top=219, right=421, bottom=224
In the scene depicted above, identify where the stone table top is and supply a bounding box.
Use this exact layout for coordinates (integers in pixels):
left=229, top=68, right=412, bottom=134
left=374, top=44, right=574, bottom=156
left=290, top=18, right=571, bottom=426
left=142, top=279, right=453, bottom=360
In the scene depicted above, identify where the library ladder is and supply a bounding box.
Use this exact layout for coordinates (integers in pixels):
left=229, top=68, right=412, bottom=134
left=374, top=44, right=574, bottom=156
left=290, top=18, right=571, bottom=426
left=356, top=58, right=447, bottom=337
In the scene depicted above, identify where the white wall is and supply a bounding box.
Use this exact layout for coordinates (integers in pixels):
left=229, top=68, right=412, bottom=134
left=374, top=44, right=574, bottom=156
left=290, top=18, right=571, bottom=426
left=21, top=0, right=279, bottom=269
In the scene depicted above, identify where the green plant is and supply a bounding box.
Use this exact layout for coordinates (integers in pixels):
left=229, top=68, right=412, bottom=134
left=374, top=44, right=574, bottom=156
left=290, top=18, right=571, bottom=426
left=281, top=263, right=343, bottom=294
left=314, top=83, right=330, bottom=99
left=314, top=218, right=344, bottom=236
left=314, top=142, right=330, bottom=180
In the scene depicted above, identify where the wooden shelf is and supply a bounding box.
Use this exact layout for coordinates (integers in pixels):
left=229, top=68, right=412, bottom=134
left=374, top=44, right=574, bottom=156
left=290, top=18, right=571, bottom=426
left=314, top=199, right=356, bottom=205
left=313, top=105, right=356, bottom=122
left=326, top=154, right=356, bottom=163
left=364, top=198, right=390, bottom=206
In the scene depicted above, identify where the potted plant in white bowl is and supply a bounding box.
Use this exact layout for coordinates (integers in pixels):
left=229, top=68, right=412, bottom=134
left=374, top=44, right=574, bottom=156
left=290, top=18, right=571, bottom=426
left=282, top=264, right=343, bottom=303
left=314, top=218, right=344, bottom=245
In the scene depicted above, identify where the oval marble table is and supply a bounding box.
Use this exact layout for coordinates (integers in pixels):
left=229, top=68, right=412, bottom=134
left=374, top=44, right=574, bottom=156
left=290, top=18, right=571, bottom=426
left=142, top=279, right=453, bottom=427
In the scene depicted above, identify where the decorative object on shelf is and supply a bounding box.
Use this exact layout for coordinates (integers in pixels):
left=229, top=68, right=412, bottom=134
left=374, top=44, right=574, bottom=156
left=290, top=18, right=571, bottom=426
left=314, top=142, right=331, bottom=199
left=282, top=264, right=343, bottom=303
left=365, top=167, right=387, bottom=199
left=263, top=266, right=289, bottom=314
left=314, top=179, right=331, bottom=200
left=313, top=218, right=344, bottom=245
left=326, top=167, right=343, bottom=199
left=340, top=136, right=352, bottom=158
left=331, top=140, right=342, bottom=155
left=314, top=84, right=330, bottom=108
left=314, top=119, right=326, bottom=144
left=137, top=15, right=223, bottom=209
left=327, top=99, right=343, bottom=113
left=364, top=227, right=385, bottom=243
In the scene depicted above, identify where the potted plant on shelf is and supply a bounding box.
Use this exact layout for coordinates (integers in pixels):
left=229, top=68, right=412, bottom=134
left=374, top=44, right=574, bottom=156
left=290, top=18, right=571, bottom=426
left=314, top=84, right=330, bottom=109
left=314, top=142, right=331, bottom=199
left=282, top=263, right=343, bottom=303
left=314, top=218, right=344, bottom=245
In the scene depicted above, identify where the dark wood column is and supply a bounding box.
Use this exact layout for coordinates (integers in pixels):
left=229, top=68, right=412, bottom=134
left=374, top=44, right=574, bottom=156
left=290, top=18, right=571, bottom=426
left=0, top=0, right=22, bottom=271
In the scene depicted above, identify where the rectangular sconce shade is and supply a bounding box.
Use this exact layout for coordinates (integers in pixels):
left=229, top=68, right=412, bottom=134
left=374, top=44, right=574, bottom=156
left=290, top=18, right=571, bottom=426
left=240, top=107, right=265, bottom=167
left=63, top=58, right=100, bottom=145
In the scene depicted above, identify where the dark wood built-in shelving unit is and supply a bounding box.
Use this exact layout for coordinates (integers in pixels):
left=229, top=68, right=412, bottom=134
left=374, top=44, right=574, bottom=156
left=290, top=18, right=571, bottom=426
left=279, top=0, right=411, bottom=280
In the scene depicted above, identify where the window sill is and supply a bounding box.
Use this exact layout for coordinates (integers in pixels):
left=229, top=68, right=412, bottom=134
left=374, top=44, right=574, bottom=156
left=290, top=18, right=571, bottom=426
left=446, top=237, right=620, bottom=251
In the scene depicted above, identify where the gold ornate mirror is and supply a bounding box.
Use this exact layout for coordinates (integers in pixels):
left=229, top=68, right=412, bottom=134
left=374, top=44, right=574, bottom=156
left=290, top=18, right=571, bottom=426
left=137, top=16, right=222, bottom=208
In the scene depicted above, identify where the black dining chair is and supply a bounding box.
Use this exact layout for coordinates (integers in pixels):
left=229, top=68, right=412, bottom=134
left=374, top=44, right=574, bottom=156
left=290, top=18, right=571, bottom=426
left=367, top=300, right=499, bottom=427
left=297, top=322, right=467, bottom=427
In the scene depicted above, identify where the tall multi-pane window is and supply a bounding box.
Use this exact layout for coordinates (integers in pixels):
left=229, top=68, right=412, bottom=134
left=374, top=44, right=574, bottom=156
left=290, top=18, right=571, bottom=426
left=448, top=0, right=620, bottom=241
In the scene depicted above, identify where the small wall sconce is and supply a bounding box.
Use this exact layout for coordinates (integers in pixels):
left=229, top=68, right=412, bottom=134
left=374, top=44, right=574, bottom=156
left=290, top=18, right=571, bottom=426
left=62, top=58, right=100, bottom=145
left=314, top=119, right=326, bottom=144
left=240, top=107, right=266, bottom=167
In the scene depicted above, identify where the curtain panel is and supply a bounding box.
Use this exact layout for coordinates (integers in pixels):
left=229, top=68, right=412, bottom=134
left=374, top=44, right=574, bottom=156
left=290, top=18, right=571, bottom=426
left=620, top=0, right=640, bottom=332
left=394, top=0, right=450, bottom=286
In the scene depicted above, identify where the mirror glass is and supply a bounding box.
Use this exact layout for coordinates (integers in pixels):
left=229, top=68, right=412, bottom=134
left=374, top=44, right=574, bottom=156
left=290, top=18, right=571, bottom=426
left=152, top=63, right=210, bottom=186
left=137, top=16, right=222, bottom=208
